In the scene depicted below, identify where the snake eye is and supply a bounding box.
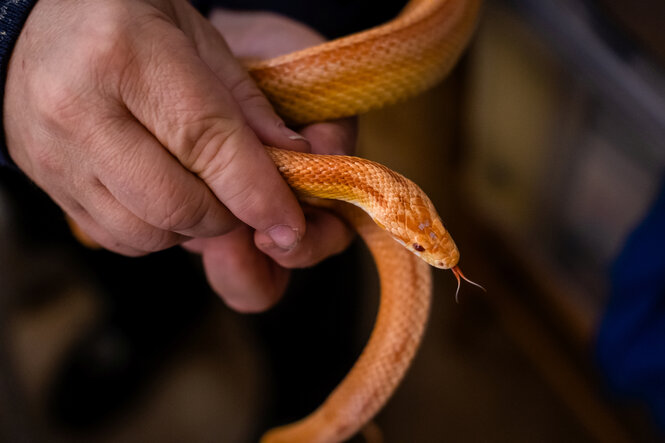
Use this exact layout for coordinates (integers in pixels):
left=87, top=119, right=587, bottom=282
left=413, top=243, right=425, bottom=252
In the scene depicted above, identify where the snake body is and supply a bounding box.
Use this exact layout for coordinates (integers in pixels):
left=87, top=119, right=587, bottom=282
left=250, top=0, right=481, bottom=441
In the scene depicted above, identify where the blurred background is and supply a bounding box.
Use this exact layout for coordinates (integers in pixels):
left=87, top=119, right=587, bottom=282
left=1, top=0, right=664, bottom=441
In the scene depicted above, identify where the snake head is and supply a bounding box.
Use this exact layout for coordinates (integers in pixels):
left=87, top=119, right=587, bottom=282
left=399, top=198, right=459, bottom=269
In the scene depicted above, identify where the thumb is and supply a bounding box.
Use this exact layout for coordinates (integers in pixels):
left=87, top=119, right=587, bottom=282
left=120, top=5, right=305, bottom=247
left=179, top=3, right=313, bottom=152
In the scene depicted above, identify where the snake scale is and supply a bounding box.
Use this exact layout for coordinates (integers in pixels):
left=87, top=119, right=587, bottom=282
left=249, top=0, right=482, bottom=441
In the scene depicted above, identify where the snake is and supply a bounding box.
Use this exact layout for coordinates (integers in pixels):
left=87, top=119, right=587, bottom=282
left=64, top=0, right=480, bottom=440
left=245, top=0, right=483, bottom=442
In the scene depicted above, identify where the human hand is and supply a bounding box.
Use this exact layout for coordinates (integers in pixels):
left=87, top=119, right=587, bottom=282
left=182, top=9, right=357, bottom=312
left=4, top=0, right=308, bottom=257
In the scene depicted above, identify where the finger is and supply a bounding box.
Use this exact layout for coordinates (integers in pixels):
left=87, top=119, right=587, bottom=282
left=208, top=9, right=326, bottom=60
left=186, top=7, right=312, bottom=152
left=255, top=206, right=354, bottom=269
left=119, top=10, right=305, bottom=245
left=182, top=237, right=207, bottom=254
left=59, top=198, right=153, bottom=257
left=71, top=178, right=186, bottom=254
left=92, top=117, right=237, bottom=238
left=198, top=226, right=290, bottom=313
left=300, top=118, right=358, bottom=155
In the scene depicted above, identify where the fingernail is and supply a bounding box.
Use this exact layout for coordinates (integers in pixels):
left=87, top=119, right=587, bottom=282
left=280, top=124, right=308, bottom=142
left=288, top=133, right=307, bottom=141
left=267, top=224, right=300, bottom=250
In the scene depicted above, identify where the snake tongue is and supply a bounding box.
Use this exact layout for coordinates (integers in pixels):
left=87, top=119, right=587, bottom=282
left=451, top=266, right=485, bottom=302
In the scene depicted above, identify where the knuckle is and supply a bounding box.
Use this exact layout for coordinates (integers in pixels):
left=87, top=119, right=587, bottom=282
left=19, top=2, right=141, bottom=137
left=79, top=3, right=133, bottom=58
left=34, top=80, right=87, bottom=137
left=229, top=78, right=277, bottom=122
left=112, top=216, right=180, bottom=253
left=67, top=4, right=134, bottom=78
left=187, top=126, right=274, bottom=224
left=229, top=76, right=264, bottom=105
left=178, top=118, right=247, bottom=175
left=159, top=193, right=209, bottom=233
left=24, top=136, right=65, bottom=176
left=31, top=31, right=132, bottom=136
left=132, top=167, right=221, bottom=235
left=137, top=228, right=182, bottom=252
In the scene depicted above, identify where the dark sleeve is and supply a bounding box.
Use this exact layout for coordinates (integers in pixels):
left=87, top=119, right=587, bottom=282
left=0, top=0, right=39, bottom=168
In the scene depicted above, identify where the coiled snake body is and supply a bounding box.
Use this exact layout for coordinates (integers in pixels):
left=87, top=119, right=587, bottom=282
left=250, top=0, right=482, bottom=441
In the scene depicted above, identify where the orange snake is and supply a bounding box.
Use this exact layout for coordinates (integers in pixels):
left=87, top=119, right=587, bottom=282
left=64, top=0, right=481, bottom=440
left=247, top=0, right=482, bottom=441
left=64, top=0, right=480, bottom=440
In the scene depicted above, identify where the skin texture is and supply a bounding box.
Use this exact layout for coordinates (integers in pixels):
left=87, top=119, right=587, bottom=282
left=3, top=0, right=356, bottom=312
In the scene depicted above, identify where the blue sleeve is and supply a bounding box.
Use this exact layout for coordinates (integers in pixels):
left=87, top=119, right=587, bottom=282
left=595, top=180, right=665, bottom=432
left=0, top=0, right=39, bottom=168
